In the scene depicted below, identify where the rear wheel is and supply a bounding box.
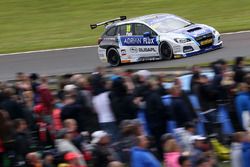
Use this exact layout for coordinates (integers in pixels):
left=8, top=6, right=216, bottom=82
left=159, top=42, right=173, bottom=60
left=107, top=48, right=121, bottom=67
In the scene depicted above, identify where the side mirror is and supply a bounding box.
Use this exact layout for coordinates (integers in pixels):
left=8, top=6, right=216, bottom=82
left=143, top=32, right=151, bottom=38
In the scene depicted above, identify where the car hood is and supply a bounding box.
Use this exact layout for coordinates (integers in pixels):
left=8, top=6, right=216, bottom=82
left=172, top=24, right=213, bottom=38
left=159, top=24, right=213, bottom=39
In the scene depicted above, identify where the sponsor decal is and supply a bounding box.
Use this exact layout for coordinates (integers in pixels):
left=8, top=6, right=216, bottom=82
left=130, top=47, right=138, bottom=53
left=120, top=37, right=158, bottom=46
left=138, top=48, right=156, bottom=52
left=121, top=49, right=126, bottom=56
left=121, top=60, right=130, bottom=63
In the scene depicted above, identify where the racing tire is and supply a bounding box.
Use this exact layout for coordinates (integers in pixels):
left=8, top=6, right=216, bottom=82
left=159, top=42, right=173, bottom=60
left=107, top=48, right=121, bottom=67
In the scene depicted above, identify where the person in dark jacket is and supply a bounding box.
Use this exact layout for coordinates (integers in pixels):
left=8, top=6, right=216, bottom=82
left=90, top=66, right=107, bottom=96
left=0, top=87, right=25, bottom=120
left=61, top=94, right=86, bottom=132
left=211, top=59, right=228, bottom=101
left=14, top=119, right=32, bottom=166
left=190, top=65, right=201, bottom=95
left=29, top=73, right=40, bottom=105
left=144, top=77, right=167, bottom=157
left=233, top=57, right=246, bottom=84
left=109, top=77, right=138, bottom=125
left=199, top=75, right=217, bottom=111
left=170, top=86, right=193, bottom=127
left=91, top=131, right=119, bottom=167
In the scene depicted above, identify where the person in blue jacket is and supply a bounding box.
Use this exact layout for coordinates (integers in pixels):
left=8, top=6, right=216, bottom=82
left=235, top=83, right=250, bottom=129
left=131, top=136, right=161, bottom=167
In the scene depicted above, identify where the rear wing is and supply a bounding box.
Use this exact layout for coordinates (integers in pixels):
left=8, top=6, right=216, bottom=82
left=90, top=16, right=126, bottom=29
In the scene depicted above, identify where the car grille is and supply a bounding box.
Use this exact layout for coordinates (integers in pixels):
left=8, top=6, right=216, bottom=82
left=195, top=33, right=213, bottom=49
left=195, top=33, right=213, bottom=41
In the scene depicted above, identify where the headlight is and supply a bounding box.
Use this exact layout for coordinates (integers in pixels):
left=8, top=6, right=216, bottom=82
left=174, top=38, right=191, bottom=43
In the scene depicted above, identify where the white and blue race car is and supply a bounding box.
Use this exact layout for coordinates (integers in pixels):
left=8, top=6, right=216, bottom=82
left=90, top=14, right=223, bottom=66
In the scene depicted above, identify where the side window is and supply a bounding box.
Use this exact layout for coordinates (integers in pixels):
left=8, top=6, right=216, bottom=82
left=105, top=26, right=117, bottom=36
left=118, top=24, right=132, bottom=36
left=133, top=23, right=157, bottom=36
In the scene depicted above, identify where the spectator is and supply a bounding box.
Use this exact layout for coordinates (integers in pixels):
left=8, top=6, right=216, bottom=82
left=61, top=93, right=86, bottom=132
left=90, top=66, right=107, bottom=96
left=29, top=73, right=40, bottom=105
left=0, top=87, right=25, bottom=120
left=211, top=59, right=228, bottom=101
left=52, top=106, right=63, bottom=131
left=109, top=77, right=138, bottom=125
left=242, top=132, right=250, bottom=167
left=199, top=75, right=216, bottom=111
left=170, top=86, right=193, bottom=127
left=190, top=65, right=201, bottom=95
left=174, top=79, right=197, bottom=121
left=231, top=132, right=244, bottom=167
left=131, top=135, right=161, bottom=167
left=34, top=104, right=54, bottom=148
left=178, top=155, right=192, bottom=167
left=63, top=119, right=83, bottom=149
left=163, top=138, right=181, bottom=167
left=190, top=135, right=206, bottom=166
left=92, top=79, right=118, bottom=142
left=37, top=76, right=54, bottom=123
left=64, top=152, right=87, bottom=167
left=235, top=83, right=250, bottom=129
left=107, top=161, right=124, bottom=167
left=15, top=73, right=32, bottom=100
left=233, top=57, right=246, bottom=83
left=55, top=128, right=87, bottom=166
left=196, top=157, right=211, bottom=167
left=26, top=152, right=43, bottom=167
left=114, top=120, right=141, bottom=164
left=42, top=152, right=55, bottom=167
left=144, top=77, right=167, bottom=156
left=91, top=131, right=119, bottom=167
left=174, top=122, right=196, bottom=153
left=14, top=119, right=32, bottom=165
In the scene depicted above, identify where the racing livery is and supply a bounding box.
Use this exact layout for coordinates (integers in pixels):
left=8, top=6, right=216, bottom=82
left=90, top=14, right=223, bottom=66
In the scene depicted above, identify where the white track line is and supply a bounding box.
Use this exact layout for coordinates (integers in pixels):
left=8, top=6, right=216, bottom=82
left=1, top=30, right=250, bottom=56
left=0, top=45, right=98, bottom=56
left=222, top=30, right=250, bottom=35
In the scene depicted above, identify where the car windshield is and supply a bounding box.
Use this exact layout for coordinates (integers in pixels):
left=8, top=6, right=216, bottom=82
left=145, top=16, right=191, bottom=33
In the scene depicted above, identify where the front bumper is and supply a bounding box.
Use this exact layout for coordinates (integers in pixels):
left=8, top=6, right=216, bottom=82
left=184, top=42, right=223, bottom=57
left=174, top=41, right=223, bottom=58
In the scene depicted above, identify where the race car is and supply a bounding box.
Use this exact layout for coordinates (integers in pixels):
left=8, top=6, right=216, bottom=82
left=90, top=14, right=223, bottom=66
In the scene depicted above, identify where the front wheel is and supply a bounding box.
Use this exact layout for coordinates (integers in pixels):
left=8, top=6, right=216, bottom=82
left=159, top=42, right=173, bottom=60
left=107, top=48, right=121, bottom=67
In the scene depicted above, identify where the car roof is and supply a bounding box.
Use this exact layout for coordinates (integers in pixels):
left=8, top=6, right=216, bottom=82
left=109, top=13, right=177, bottom=27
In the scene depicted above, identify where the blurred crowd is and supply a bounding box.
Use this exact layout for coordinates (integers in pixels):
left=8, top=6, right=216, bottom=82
left=0, top=56, right=250, bottom=167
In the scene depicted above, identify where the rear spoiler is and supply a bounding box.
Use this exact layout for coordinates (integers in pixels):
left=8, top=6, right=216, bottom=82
left=90, top=16, right=127, bottom=29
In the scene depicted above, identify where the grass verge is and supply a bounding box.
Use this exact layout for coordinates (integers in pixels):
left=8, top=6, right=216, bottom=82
left=1, top=0, right=250, bottom=53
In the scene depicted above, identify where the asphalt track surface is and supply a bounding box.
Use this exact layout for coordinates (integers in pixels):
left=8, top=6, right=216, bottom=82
left=0, top=32, right=250, bottom=80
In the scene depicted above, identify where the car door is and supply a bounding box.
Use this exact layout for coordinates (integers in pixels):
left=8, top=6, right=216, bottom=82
left=131, top=23, right=159, bottom=60
left=116, top=24, right=133, bottom=62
